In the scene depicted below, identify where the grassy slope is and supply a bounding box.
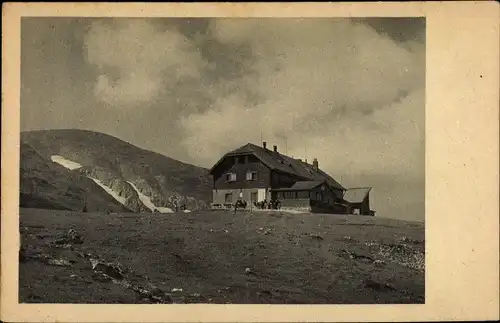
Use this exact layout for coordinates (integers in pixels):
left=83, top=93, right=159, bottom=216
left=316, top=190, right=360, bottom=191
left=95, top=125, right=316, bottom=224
left=19, top=208, right=424, bottom=304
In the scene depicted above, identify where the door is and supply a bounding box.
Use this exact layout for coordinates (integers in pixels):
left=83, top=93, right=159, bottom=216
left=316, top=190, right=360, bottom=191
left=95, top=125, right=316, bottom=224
left=225, top=193, right=233, bottom=204
left=250, top=192, right=258, bottom=204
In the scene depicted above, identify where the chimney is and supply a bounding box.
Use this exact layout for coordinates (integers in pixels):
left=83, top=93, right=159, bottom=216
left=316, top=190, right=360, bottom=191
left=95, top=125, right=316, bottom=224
left=313, top=158, right=319, bottom=170
left=262, top=141, right=267, bottom=149
left=273, top=145, right=278, bottom=152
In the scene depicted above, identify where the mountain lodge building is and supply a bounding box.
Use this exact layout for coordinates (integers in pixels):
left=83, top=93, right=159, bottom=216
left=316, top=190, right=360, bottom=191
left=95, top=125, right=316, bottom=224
left=209, top=142, right=375, bottom=215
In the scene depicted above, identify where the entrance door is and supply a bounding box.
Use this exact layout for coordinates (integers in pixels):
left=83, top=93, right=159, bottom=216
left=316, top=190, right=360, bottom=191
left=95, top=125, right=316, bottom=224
left=225, top=193, right=233, bottom=204
left=250, top=192, right=258, bottom=204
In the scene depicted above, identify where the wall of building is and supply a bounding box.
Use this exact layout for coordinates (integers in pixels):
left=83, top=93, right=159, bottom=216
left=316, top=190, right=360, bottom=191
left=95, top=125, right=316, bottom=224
left=279, top=198, right=346, bottom=214
left=348, top=194, right=372, bottom=215
left=212, top=188, right=270, bottom=206
left=310, top=199, right=348, bottom=214
left=213, top=155, right=271, bottom=190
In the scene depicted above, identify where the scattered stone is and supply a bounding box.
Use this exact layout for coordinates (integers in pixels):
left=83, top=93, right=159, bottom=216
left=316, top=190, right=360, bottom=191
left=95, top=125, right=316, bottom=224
left=147, top=284, right=165, bottom=298
left=378, top=244, right=424, bottom=271
left=89, top=259, right=124, bottom=280
left=53, top=229, right=84, bottom=245
left=91, top=272, right=111, bottom=283
left=364, top=241, right=378, bottom=247
left=47, top=258, right=72, bottom=267
left=338, top=249, right=374, bottom=262
left=374, top=259, right=386, bottom=266
left=364, top=279, right=396, bottom=292
left=171, top=288, right=183, bottom=292
left=342, top=236, right=355, bottom=241
left=244, top=267, right=257, bottom=276
left=35, top=233, right=49, bottom=239
left=190, top=293, right=201, bottom=297
left=310, top=234, right=324, bottom=240
left=49, top=242, right=74, bottom=250
left=398, top=236, right=422, bottom=244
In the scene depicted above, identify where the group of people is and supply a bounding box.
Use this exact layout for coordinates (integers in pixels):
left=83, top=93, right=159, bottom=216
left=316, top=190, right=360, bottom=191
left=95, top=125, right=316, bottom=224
left=172, top=200, right=187, bottom=213
left=254, top=199, right=281, bottom=210
left=233, top=199, right=281, bottom=212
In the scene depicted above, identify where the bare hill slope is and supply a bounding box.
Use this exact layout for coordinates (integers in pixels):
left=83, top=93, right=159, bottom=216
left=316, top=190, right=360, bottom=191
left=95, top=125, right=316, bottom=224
left=20, top=130, right=212, bottom=212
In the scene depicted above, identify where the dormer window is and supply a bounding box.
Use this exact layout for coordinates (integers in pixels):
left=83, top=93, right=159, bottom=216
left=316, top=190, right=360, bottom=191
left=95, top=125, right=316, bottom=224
left=226, top=173, right=237, bottom=182
left=246, top=171, right=257, bottom=181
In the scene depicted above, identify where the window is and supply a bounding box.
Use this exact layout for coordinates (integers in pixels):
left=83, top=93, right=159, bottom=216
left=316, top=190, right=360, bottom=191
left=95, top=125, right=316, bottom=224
left=284, top=191, right=296, bottom=199
left=246, top=171, right=257, bottom=181
left=297, top=190, right=309, bottom=199
left=225, top=173, right=237, bottom=182
left=250, top=192, right=258, bottom=203
left=225, top=193, right=233, bottom=203
left=236, top=156, right=245, bottom=164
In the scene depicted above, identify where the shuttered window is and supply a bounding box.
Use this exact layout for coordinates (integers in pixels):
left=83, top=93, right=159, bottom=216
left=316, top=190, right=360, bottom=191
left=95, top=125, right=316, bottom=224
left=246, top=171, right=257, bottom=181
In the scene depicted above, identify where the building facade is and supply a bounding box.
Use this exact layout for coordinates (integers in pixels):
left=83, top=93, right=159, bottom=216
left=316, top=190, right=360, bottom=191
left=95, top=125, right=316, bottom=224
left=209, top=142, right=374, bottom=215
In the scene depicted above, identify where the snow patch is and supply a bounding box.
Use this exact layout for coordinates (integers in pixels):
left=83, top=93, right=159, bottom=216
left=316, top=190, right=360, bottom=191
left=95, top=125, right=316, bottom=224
left=126, top=181, right=173, bottom=213
left=88, top=177, right=127, bottom=206
left=183, top=210, right=192, bottom=213
left=51, top=155, right=82, bottom=170
left=156, top=207, right=174, bottom=213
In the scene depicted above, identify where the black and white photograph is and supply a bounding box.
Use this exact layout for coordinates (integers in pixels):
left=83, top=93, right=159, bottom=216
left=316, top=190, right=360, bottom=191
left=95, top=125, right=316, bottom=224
left=18, top=16, right=426, bottom=304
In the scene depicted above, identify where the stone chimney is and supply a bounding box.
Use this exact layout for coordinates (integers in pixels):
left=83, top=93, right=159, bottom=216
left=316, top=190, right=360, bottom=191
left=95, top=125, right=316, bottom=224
left=262, top=141, right=267, bottom=149
left=313, top=158, right=319, bottom=170
left=273, top=145, right=278, bottom=152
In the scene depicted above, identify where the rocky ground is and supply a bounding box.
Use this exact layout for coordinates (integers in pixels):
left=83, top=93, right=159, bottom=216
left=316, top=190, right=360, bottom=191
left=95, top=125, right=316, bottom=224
left=19, top=208, right=425, bottom=304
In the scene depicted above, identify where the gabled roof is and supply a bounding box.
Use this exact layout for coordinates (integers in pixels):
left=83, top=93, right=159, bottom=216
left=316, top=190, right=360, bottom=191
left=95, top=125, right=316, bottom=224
left=343, top=187, right=372, bottom=203
left=210, top=143, right=345, bottom=190
left=271, top=180, right=324, bottom=191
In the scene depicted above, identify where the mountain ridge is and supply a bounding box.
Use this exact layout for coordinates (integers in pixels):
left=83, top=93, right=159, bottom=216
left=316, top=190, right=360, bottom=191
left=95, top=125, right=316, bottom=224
left=20, top=129, right=212, bottom=213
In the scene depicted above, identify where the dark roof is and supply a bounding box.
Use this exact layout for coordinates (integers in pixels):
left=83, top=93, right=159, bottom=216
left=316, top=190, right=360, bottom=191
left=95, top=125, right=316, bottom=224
left=344, top=187, right=371, bottom=203
left=271, top=180, right=324, bottom=191
left=210, top=143, right=345, bottom=190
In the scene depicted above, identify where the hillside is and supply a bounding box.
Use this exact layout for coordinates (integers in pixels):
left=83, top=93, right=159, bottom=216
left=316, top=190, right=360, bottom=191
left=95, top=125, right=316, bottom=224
left=20, top=142, right=130, bottom=212
left=19, top=208, right=425, bottom=304
left=20, top=130, right=212, bottom=212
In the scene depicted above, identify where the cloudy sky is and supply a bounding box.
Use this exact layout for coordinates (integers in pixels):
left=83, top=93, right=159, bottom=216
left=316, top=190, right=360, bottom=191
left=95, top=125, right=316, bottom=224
left=21, top=17, right=425, bottom=222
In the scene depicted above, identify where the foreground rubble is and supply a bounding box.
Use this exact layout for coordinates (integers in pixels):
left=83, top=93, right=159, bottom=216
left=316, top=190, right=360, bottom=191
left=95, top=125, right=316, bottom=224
left=19, top=208, right=425, bottom=304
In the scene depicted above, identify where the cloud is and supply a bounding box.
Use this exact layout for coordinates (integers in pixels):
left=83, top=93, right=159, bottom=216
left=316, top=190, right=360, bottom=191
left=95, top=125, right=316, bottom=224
left=180, top=19, right=425, bottom=182
left=83, top=19, right=207, bottom=107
